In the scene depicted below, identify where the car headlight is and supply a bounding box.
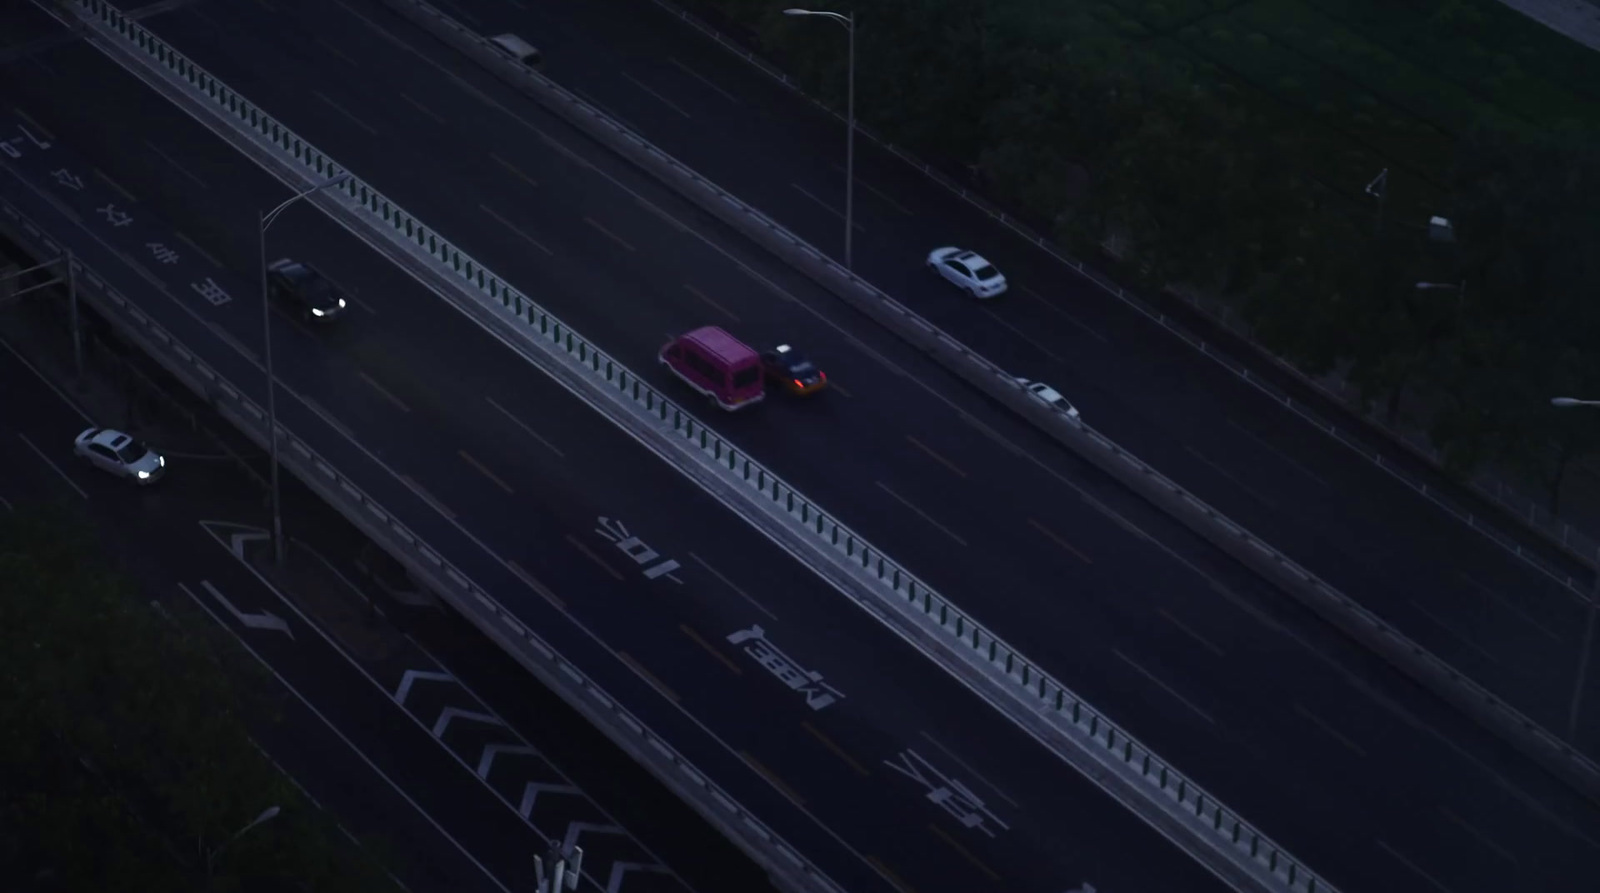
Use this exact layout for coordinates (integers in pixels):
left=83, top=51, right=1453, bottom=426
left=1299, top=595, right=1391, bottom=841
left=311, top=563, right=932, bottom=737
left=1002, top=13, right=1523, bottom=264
left=337, top=298, right=347, bottom=308
left=136, top=470, right=151, bottom=479
left=311, top=307, right=326, bottom=317
left=158, top=456, right=166, bottom=467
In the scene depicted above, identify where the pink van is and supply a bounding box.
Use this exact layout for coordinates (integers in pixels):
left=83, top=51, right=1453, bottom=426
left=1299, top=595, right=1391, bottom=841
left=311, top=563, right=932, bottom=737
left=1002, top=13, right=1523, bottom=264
left=659, top=326, right=766, bottom=411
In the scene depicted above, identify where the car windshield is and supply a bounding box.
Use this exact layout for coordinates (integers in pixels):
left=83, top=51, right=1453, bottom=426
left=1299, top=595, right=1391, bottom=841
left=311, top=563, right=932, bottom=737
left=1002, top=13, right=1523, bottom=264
left=114, top=440, right=150, bottom=463
left=300, top=275, right=337, bottom=306
left=971, top=263, right=1000, bottom=281
left=790, top=361, right=817, bottom=376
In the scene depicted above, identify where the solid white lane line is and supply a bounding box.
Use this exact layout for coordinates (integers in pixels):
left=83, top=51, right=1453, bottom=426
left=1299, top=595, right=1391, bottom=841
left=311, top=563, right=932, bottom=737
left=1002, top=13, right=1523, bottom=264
left=1112, top=649, right=1215, bottom=724
left=622, top=71, right=694, bottom=119
left=583, top=216, right=636, bottom=252
left=1158, top=608, right=1225, bottom=657
left=16, top=433, right=88, bottom=499
left=312, top=89, right=380, bottom=136
left=1292, top=702, right=1367, bottom=757
left=1375, top=840, right=1456, bottom=893
left=669, top=56, right=742, bottom=104
left=875, top=481, right=967, bottom=547
left=479, top=203, right=554, bottom=256
left=483, top=396, right=565, bottom=458
left=143, top=139, right=208, bottom=189
left=359, top=370, right=411, bottom=413
left=172, top=583, right=513, bottom=893
left=1439, top=807, right=1519, bottom=865
left=1225, top=419, right=1330, bottom=487
left=688, top=551, right=777, bottom=620
left=789, top=183, right=865, bottom=230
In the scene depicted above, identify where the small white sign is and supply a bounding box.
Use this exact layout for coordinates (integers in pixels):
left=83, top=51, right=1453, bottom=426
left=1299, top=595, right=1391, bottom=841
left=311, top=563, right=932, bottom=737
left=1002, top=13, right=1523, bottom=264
left=190, top=277, right=232, bottom=306
left=147, top=243, right=180, bottom=265
left=97, top=203, right=133, bottom=228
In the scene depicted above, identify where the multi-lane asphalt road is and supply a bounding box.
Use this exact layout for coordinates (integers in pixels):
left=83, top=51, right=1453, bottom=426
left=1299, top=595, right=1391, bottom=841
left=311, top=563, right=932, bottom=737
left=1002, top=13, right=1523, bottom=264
left=112, top=0, right=1600, bottom=758
left=0, top=14, right=1241, bottom=892
left=5, top=1, right=1600, bottom=891
left=438, top=0, right=1600, bottom=745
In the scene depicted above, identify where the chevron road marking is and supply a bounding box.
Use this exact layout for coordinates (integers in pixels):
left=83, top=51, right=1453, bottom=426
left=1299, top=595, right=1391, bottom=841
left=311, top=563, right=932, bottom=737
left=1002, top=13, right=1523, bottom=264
left=395, top=668, right=455, bottom=706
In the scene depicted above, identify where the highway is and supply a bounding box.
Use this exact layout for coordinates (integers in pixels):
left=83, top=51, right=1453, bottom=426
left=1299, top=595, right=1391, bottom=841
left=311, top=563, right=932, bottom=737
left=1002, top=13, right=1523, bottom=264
left=433, top=0, right=1600, bottom=748
left=6, top=2, right=1600, bottom=892
left=0, top=13, right=1236, bottom=892
left=113, top=0, right=1600, bottom=763
left=0, top=335, right=539, bottom=893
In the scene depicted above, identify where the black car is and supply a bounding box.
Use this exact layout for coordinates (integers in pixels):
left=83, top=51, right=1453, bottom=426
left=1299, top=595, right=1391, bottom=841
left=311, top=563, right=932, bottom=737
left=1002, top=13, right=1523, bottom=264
left=266, top=258, right=349, bottom=321
left=759, top=343, right=827, bottom=395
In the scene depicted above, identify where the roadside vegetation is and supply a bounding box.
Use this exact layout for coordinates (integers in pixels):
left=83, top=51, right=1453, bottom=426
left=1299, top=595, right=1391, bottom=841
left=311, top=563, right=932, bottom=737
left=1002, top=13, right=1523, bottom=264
left=692, top=0, right=1600, bottom=510
left=0, top=504, right=402, bottom=892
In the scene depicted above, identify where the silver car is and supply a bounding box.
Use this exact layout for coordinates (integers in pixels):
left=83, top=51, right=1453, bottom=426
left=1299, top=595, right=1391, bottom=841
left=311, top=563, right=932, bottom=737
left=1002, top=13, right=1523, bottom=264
left=927, top=246, right=1008, bottom=298
left=1015, top=378, right=1080, bottom=420
left=73, top=427, right=166, bottom=484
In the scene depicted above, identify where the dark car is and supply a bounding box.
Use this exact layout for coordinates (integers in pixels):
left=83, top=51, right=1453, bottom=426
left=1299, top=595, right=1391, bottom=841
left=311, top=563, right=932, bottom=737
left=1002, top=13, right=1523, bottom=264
left=759, top=343, right=827, bottom=395
left=266, top=258, right=349, bottom=321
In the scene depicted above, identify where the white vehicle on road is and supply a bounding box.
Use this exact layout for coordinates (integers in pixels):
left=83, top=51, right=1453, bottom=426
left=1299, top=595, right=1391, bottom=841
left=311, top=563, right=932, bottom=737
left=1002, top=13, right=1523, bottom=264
left=1015, top=378, right=1080, bottom=420
left=73, top=427, right=166, bottom=484
left=927, top=246, right=1008, bottom=298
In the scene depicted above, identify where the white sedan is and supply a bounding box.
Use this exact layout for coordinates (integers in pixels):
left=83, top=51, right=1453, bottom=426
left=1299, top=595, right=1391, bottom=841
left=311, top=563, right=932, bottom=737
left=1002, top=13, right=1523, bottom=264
left=1016, top=378, right=1080, bottom=420
left=73, top=427, right=167, bottom=484
left=927, top=246, right=1008, bottom=298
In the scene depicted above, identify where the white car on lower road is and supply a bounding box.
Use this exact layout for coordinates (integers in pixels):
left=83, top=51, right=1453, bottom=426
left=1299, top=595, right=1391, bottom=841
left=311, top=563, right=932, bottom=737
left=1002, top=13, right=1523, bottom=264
left=73, top=427, right=166, bottom=484
left=927, top=246, right=1008, bottom=298
left=1016, top=378, right=1080, bottom=420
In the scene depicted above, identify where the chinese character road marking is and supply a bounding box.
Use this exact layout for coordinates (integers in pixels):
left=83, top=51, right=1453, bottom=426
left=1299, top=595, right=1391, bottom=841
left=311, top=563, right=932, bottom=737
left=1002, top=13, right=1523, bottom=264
left=51, top=168, right=84, bottom=191
left=96, top=203, right=133, bottom=228
left=190, top=278, right=231, bottom=306
left=147, top=243, right=180, bottom=265
left=727, top=625, right=843, bottom=711
left=884, top=749, right=1010, bottom=837
left=594, top=516, right=683, bottom=584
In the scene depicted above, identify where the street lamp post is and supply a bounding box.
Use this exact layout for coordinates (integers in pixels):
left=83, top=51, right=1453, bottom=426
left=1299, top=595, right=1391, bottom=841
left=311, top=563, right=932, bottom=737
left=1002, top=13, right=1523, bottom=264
left=260, top=172, right=350, bottom=565
left=784, top=7, right=855, bottom=271
left=1550, top=396, right=1600, bottom=740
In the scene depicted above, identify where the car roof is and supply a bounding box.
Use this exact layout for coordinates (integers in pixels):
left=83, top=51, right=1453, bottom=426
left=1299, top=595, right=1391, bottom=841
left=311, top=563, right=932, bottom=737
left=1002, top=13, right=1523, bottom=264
left=90, top=428, right=132, bottom=450
left=271, top=260, right=314, bottom=281
left=680, top=326, right=759, bottom=366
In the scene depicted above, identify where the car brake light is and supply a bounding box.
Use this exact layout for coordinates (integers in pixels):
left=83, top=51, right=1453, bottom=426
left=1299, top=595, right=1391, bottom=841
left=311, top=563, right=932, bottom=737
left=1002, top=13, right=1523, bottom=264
left=819, top=372, right=827, bottom=381
left=793, top=379, right=804, bottom=388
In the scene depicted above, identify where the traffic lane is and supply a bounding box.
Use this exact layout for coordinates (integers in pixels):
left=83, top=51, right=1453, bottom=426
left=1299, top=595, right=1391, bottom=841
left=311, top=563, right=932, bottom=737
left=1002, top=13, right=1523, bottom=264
left=0, top=349, right=526, bottom=893
left=53, top=7, right=1600, bottom=876
left=46, top=5, right=1600, bottom=883
left=0, top=116, right=885, bottom=893
left=237, top=228, right=1235, bottom=893
left=455, top=0, right=1598, bottom=691
left=228, top=243, right=1600, bottom=893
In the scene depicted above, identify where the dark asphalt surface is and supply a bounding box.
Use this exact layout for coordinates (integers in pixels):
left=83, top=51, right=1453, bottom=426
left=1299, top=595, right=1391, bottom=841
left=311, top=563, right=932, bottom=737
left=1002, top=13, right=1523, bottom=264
left=0, top=11, right=1238, bottom=893
left=5, top=3, right=1600, bottom=892
left=0, top=288, right=775, bottom=893
left=0, top=338, right=515, bottom=893
left=435, top=0, right=1600, bottom=746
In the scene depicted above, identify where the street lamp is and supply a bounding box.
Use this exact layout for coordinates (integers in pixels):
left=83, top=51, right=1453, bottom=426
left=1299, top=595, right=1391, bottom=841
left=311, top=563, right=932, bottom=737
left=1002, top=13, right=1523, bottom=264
left=260, top=172, right=350, bottom=565
left=205, top=804, right=280, bottom=880
left=783, top=7, right=855, bottom=271
left=1550, top=396, right=1600, bottom=740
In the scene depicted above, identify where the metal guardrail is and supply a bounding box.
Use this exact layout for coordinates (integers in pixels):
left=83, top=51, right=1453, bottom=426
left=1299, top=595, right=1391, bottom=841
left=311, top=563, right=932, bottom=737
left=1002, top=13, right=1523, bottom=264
left=52, top=1, right=1343, bottom=890
left=0, top=196, right=842, bottom=893
left=644, top=0, right=1600, bottom=603
left=371, top=0, right=1600, bottom=805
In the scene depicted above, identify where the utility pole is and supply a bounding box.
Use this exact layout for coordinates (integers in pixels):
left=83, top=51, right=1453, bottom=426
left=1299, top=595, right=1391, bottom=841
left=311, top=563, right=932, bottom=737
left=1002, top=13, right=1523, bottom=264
left=534, top=840, right=584, bottom=893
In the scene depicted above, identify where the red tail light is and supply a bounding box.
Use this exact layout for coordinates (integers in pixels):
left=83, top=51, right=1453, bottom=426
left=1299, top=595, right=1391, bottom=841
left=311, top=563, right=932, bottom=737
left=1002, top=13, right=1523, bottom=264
left=819, top=372, right=827, bottom=381
left=793, top=379, right=804, bottom=388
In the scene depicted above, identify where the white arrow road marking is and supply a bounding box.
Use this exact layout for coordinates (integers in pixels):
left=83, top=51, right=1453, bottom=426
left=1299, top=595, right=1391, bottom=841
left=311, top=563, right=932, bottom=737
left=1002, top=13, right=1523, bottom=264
left=230, top=530, right=268, bottom=558
left=564, top=821, right=624, bottom=853
left=432, top=706, right=502, bottom=739
left=199, top=581, right=293, bottom=639
left=476, top=743, right=535, bottom=780
left=518, top=783, right=582, bottom=819
left=394, top=669, right=455, bottom=706
left=606, top=862, right=669, bottom=893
